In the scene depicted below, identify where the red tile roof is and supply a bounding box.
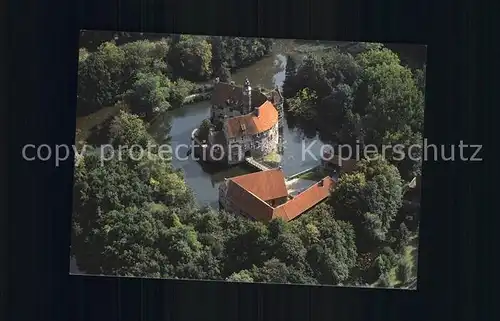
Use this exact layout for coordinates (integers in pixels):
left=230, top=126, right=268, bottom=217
left=225, top=101, right=278, bottom=138
left=273, top=177, right=335, bottom=221
left=226, top=180, right=274, bottom=221
left=225, top=171, right=335, bottom=222
left=230, top=169, right=288, bottom=201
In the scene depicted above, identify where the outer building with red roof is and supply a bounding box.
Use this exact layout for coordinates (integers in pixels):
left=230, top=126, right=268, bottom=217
left=203, top=79, right=283, bottom=165
left=219, top=169, right=335, bottom=222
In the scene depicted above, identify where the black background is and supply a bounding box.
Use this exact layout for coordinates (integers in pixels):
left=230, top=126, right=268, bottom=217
left=5, top=0, right=493, bottom=320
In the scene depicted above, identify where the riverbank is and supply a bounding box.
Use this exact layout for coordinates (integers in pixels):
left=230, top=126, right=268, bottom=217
left=75, top=105, right=122, bottom=145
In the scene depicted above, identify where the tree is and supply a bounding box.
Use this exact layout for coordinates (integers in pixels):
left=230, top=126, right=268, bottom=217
left=290, top=55, right=333, bottom=99
left=290, top=203, right=358, bottom=285
left=320, top=50, right=361, bottom=87
left=331, top=156, right=403, bottom=250
left=227, top=269, right=255, bottom=282
left=120, top=39, right=171, bottom=88
left=72, top=112, right=198, bottom=275
left=413, top=66, right=426, bottom=93
left=372, top=246, right=399, bottom=284
left=223, top=220, right=272, bottom=275
left=245, top=258, right=317, bottom=284
left=169, top=78, right=195, bottom=107
left=282, top=55, right=298, bottom=98
left=287, top=88, right=318, bottom=120
left=169, top=35, right=212, bottom=81
left=124, top=71, right=172, bottom=118
left=209, top=36, right=273, bottom=70
left=214, top=63, right=231, bottom=82
left=352, top=47, right=424, bottom=145
left=196, top=119, right=212, bottom=143
left=77, top=42, right=125, bottom=114
left=281, top=45, right=425, bottom=181
left=109, top=110, right=152, bottom=147
left=77, top=39, right=173, bottom=117
left=79, top=48, right=89, bottom=63
left=397, top=260, right=412, bottom=284
left=397, top=222, right=411, bottom=251
left=268, top=219, right=308, bottom=270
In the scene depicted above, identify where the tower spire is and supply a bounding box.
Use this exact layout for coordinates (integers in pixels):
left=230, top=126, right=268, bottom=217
left=243, top=77, right=252, bottom=114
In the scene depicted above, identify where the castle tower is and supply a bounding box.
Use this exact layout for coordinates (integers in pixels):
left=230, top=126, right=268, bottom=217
left=242, top=78, right=252, bottom=114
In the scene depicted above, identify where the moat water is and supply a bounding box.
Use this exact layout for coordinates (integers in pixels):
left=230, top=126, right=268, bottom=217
left=148, top=51, right=326, bottom=208
left=71, top=42, right=329, bottom=274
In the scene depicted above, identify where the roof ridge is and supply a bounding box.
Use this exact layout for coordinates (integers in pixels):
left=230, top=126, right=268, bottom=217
left=274, top=176, right=333, bottom=210
left=230, top=180, right=273, bottom=209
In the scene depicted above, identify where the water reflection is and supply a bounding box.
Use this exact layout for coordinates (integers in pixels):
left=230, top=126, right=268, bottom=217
left=148, top=51, right=326, bottom=207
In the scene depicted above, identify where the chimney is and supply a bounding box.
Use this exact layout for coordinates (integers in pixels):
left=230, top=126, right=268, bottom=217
left=278, top=165, right=282, bottom=170
left=318, top=179, right=324, bottom=187
left=254, top=107, right=260, bottom=117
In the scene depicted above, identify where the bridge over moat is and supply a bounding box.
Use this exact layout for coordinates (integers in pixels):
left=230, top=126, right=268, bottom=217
left=244, top=157, right=271, bottom=171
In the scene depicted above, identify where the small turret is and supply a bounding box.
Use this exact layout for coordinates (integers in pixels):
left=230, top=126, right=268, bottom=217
left=242, top=78, right=252, bottom=114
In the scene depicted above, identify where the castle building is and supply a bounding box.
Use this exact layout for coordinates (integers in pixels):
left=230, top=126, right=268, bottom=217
left=219, top=168, right=335, bottom=222
left=205, top=79, right=284, bottom=165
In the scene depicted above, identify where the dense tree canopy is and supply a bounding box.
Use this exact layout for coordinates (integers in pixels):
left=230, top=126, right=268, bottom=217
left=74, top=38, right=421, bottom=288
left=330, top=156, right=403, bottom=251
left=168, top=35, right=213, bottom=81
left=283, top=45, right=425, bottom=181
left=77, top=36, right=273, bottom=118
left=72, top=112, right=360, bottom=284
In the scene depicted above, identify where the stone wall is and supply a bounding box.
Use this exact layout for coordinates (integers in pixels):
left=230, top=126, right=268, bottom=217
left=255, top=123, right=279, bottom=156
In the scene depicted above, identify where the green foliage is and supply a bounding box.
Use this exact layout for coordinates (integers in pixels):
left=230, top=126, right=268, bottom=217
left=290, top=203, right=358, bottom=284
left=77, top=42, right=125, bottom=113
left=374, top=247, right=399, bottom=276
left=196, top=119, right=212, bottom=142
left=331, top=156, right=403, bottom=249
left=287, top=88, right=318, bottom=120
left=74, top=39, right=421, bottom=287
left=210, top=36, right=273, bottom=73
left=378, top=273, right=391, bottom=287
left=124, top=71, right=172, bottom=117
left=168, top=35, right=213, bottom=81
left=109, top=110, right=152, bottom=147
left=72, top=111, right=196, bottom=275
left=282, top=45, right=425, bottom=180
left=237, top=258, right=318, bottom=285
left=78, top=36, right=273, bottom=118
left=396, top=258, right=412, bottom=284
left=227, top=269, right=255, bottom=282
left=397, top=222, right=411, bottom=251
left=171, top=78, right=195, bottom=106
left=78, top=48, right=89, bottom=63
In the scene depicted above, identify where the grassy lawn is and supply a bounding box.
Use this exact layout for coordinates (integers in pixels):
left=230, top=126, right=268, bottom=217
left=262, top=151, right=282, bottom=164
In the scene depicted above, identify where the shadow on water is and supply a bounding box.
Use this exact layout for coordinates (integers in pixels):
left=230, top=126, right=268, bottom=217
left=146, top=48, right=328, bottom=208
left=75, top=41, right=332, bottom=211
